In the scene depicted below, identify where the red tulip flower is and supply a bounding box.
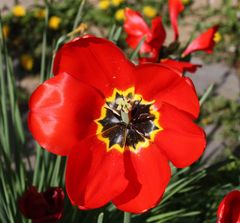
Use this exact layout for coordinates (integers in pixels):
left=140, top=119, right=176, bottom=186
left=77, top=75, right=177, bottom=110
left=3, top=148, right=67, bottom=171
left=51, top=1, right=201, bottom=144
left=124, top=8, right=166, bottom=61
left=182, top=25, right=219, bottom=57
left=28, top=35, right=206, bottom=213
left=217, top=190, right=240, bottom=223
left=19, top=186, right=64, bottom=223
left=160, top=59, right=202, bottom=74
left=169, top=0, right=185, bottom=40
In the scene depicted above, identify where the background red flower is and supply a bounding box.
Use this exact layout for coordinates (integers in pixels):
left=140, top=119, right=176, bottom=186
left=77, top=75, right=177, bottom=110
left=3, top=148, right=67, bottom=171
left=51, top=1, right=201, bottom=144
left=182, top=25, right=219, bottom=57
left=19, top=186, right=64, bottom=223
left=217, top=190, right=240, bottom=223
left=168, top=0, right=184, bottom=40
left=124, top=8, right=166, bottom=61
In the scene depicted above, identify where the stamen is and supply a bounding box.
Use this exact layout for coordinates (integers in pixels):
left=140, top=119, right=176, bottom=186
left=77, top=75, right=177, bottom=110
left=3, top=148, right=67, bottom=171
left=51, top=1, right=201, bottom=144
left=104, top=104, right=120, bottom=117
left=116, top=97, right=132, bottom=113
left=96, top=88, right=161, bottom=152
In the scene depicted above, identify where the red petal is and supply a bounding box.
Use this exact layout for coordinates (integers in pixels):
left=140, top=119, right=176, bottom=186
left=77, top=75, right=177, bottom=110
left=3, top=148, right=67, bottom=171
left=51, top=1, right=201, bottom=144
left=42, top=187, right=65, bottom=214
left=126, top=35, right=152, bottom=53
left=169, top=0, right=184, bottom=40
left=150, top=16, right=166, bottom=51
left=139, top=55, right=158, bottom=63
left=28, top=72, right=104, bottom=155
left=160, top=59, right=202, bottom=73
left=53, top=36, right=134, bottom=97
left=156, top=103, right=206, bottom=168
left=124, top=8, right=150, bottom=38
left=65, top=136, right=128, bottom=209
left=134, top=64, right=200, bottom=118
left=113, top=145, right=171, bottom=213
left=217, top=190, right=240, bottom=223
left=182, top=25, right=219, bottom=57
left=124, top=8, right=152, bottom=53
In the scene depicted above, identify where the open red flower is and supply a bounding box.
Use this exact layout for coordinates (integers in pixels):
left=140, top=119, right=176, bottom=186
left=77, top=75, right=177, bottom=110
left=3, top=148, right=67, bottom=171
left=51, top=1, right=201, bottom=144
left=217, top=190, right=240, bottom=223
left=19, top=186, right=64, bottom=223
left=182, top=25, right=219, bottom=57
left=28, top=35, right=206, bottom=213
left=124, top=8, right=166, bottom=61
left=169, top=0, right=184, bottom=40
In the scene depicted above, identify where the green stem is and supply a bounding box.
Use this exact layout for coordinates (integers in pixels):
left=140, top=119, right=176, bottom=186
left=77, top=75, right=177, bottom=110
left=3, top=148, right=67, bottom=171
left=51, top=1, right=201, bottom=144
left=97, top=212, right=104, bottom=223
left=123, top=212, right=131, bottom=223
left=199, top=84, right=214, bottom=106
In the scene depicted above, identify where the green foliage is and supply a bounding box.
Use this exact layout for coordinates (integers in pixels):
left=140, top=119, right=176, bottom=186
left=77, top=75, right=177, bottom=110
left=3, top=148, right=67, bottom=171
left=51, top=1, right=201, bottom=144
left=200, top=95, right=240, bottom=154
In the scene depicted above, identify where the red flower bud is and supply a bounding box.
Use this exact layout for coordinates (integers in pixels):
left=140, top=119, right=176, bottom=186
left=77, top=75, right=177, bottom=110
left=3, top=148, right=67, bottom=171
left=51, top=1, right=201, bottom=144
left=19, top=186, right=64, bottom=223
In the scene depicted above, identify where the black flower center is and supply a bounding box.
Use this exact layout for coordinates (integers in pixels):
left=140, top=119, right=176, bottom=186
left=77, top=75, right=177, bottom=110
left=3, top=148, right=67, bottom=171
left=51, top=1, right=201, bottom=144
left=96, top=88, right=161, bottom=152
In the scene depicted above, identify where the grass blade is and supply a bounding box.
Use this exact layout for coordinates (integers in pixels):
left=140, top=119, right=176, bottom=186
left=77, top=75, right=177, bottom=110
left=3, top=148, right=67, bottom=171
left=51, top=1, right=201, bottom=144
left=73, top=0, right=86, bottom=30
left=200, top=84, right=214, bottom=106
left=40, top=6, right=49, bottom=83
left=130, top=36, right=145, bottom=61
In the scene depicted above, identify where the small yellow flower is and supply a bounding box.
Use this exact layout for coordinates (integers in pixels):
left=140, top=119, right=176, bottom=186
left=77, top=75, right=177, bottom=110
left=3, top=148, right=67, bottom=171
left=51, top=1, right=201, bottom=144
left=214, top=32, right=222, bottom=43
left=98, top=0, right=110, bottom=10
left=34, top=8, right=46, bottom=19
left=111, top=0, right=124, bottom=7
left=181, top=0, right=190, bottom=5
left=2, top=25, right=10, bottom=39
left=12, top=5, right=26, bottom=17
left=115, top=9, right=125, bottom=21
left=48, top=16, right=61, bottom=30
left=143, top=6, right=157, bottom=18
left=20, top=55, right=33, bottom=71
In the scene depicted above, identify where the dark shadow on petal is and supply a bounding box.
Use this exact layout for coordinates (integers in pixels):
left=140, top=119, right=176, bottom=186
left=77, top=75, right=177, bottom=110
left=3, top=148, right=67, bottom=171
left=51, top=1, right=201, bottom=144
left=112, top=151, right=141, bottom=204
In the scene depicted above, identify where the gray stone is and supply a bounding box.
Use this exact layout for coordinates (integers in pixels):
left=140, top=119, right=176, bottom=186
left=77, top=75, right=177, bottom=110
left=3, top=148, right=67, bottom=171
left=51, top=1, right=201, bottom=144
left=189, top=57, right=240, bottom=100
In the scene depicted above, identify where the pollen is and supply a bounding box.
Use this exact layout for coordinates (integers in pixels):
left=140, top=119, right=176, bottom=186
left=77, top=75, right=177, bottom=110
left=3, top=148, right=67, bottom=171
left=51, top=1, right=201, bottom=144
left=115, top=97, right=132, bottom=113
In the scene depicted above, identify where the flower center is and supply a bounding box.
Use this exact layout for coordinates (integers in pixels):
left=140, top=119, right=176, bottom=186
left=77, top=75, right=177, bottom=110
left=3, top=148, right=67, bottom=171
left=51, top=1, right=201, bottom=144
left=95, top=88, right=162, bottom=153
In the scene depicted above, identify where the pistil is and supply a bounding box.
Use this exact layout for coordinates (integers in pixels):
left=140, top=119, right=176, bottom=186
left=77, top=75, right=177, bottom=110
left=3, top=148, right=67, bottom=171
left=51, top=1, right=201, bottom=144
left=116, top=96, right=132, bottom=124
